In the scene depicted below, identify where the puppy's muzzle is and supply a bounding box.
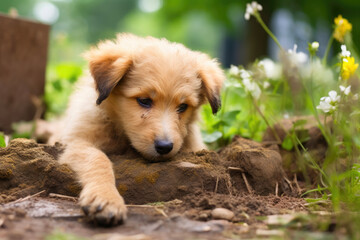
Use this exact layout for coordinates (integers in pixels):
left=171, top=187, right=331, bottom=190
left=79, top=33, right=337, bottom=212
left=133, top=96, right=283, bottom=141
left=155, top=139, right=173, bottom=155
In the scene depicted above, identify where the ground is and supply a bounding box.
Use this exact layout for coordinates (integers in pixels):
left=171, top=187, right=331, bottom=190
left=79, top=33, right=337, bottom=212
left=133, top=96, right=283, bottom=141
left=0, top=193, right=307, bottom=239
left=0, top=134, right=330, bottom=239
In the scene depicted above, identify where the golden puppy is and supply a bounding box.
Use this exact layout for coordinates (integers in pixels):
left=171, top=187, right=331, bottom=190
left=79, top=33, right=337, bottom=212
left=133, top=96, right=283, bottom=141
left=59, top=33, right=225, bottom=225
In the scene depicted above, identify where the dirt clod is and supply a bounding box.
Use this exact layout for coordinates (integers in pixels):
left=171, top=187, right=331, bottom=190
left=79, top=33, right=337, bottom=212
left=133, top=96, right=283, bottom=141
left=220, top=136, right=286, bottom=195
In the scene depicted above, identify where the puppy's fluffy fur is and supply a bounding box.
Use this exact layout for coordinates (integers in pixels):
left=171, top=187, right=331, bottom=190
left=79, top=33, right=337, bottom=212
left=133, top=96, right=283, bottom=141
left=59, top=33, right=225, bottom=225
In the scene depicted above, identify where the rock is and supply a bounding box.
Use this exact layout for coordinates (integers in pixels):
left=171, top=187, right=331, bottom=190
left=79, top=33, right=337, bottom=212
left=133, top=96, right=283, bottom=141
left=2, top=197, right=82, bottom=218
left=173, top=216, right=226, bottom=232
left=256, top=229, right=284, bottom=237
left=265, top=214, right=297, bottom=226
left=198, top=212, right=209, bottom=221
left=211, top=208, right=234, bottom=221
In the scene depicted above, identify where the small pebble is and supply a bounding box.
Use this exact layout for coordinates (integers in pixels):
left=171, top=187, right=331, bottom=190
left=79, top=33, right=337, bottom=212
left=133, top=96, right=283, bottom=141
left=211, top=208, right=234, bottom=221
left=198, top=212, right=208, bottom=221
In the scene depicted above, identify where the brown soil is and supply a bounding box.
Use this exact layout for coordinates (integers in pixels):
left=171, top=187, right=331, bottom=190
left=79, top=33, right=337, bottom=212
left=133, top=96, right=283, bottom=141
left=0, top=137, right=309, bottom=239
left=0, top=194, right=306, bottom=240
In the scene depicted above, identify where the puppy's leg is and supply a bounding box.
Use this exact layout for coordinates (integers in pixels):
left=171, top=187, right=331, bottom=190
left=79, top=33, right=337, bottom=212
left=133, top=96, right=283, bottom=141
left=184, top=124, right=207, bottom=152
left=60, top=141, right=126, bottom=225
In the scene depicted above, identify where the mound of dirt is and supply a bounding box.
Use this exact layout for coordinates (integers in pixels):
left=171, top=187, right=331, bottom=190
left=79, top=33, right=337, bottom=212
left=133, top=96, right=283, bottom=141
left=262, top=116, right=328, bottom=183
left=0, top=137, right=288, bottom=204
left=0, top=139, right=80, bottom=203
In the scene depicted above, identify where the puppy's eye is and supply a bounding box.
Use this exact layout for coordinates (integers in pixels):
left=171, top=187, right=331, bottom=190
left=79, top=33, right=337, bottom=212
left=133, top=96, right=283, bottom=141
left=177, top=103, right=188, bottom=113
left=137, top=98, right=152, bottom=108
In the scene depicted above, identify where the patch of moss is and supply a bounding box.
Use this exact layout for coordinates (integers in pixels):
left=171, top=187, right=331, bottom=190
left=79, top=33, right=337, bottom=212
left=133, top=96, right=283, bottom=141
left=117, top=184, right=128, bottom=195
left=0, top=163, right=15, bottom=179
left=45, top=230, right=88, bottom=240
left=66, top=183, right=82, bottom=195
left=135, top=171, right=159, bottom=184
left=146, top=171, right=159, bottom=184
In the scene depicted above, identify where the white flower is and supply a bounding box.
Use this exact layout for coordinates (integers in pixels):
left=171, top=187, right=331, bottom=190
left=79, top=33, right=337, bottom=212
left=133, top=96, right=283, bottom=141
left=263, top=81, right=270, bottom=89
left=340, top=45, right=351, bottom=58
left=288, top=44, right=308, bottom=64
left=300, top=59, right=334, bottom=85
left=244, top=1, right=263, bottom=20
left=339, top=85, right=351, bottom=95
left=328, top=90, right=340, bottom=102
left=243, top=78, right=261, bottom=100
left=317, top=98, right=334, bottom=113
left=316, top=90, right=340, bottom=113
left=258, top=58, right=282, bottom=79
left=224, top=79, right=242, bottom=88
left=238, top=69, right=261, bottom=100
left=229, top=65, right=240, bottom=76
left=239, top=69, right=252, bottom=79
left=353, top=94, right=358, bottom=101
left=311, top=41, right=319, bottom=51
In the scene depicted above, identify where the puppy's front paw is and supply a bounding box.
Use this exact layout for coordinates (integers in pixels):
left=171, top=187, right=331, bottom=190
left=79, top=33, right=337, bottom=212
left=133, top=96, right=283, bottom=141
left=80, top=185, right=127, bottom=226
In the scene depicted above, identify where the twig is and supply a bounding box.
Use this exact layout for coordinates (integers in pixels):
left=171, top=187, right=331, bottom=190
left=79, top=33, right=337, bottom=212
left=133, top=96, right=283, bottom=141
left=226, top=178, right=233, bottom=196
left=9, top=190, right=46, bottom=204
left=228, top=167, right=253, bottom=194
left=126, top=204, right=160, bottom=208
left=284, top=176, right=294, bottom=192
left=214, top=176, right=219, bottom=193
left=228, top=166, right=245, bottom=172
left=293, top=173, right=302, bottom=193
left=49, top=193, right=78, bottom=202
left=126, top=204, right=168, bottom=217
left=304, top=200, right=332, bottom=207
left=154, top=207, right=168, bottom=217
left=242, top=173, right=253, bottom=194
left=275, top=182, right=279, bottom=197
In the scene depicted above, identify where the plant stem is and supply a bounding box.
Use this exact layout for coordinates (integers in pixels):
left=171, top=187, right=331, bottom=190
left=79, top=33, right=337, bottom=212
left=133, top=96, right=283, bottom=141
left=322, top=35, right=334, bottom=65
left=254, top=13, right=283, bottom=51
left=219, top=87, right=229, bottom=145
left=252, top=97, right=282, bottom=144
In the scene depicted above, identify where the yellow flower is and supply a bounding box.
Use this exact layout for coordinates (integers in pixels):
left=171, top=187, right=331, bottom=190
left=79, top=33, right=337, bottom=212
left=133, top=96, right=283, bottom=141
left=333, top=15, right=352, bottom=43
left=341, top=57, right=358, bottom=80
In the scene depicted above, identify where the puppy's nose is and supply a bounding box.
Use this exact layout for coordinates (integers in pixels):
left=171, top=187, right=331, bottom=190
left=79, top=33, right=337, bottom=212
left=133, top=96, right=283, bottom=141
left=155, top=140, right=173, bottom=155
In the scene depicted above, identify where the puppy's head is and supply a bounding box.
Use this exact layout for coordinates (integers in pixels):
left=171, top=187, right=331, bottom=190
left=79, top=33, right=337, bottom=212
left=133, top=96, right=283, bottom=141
left=85, top=34, right=224, bottom=161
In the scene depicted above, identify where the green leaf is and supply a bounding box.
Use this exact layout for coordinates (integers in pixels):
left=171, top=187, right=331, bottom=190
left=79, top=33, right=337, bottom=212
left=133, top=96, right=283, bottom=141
left=222, top=110, right=241, bottom=123
left=281, top=135, right=294, bottom=151
left=0, top=132, right=6, bottom=148
left=214, top=110, right=241, bottom=128
left=202, top=131, right=223, bottom=143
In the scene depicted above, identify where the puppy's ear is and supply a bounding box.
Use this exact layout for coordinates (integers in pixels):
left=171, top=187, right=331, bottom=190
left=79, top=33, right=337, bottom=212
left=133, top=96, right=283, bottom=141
left=198, top=57, right=225, bottom=114
left=84, top=40, right=132, bottom=105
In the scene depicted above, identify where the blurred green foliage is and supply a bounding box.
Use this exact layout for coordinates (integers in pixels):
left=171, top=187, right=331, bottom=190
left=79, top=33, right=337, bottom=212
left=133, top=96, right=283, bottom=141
left=45, top=63, right=83, bottom=118
left=45, top=231, right=88, bottom=240
left=1, top=0, right=360, bottom=119
left=0, top=132, right=6, bottom=147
